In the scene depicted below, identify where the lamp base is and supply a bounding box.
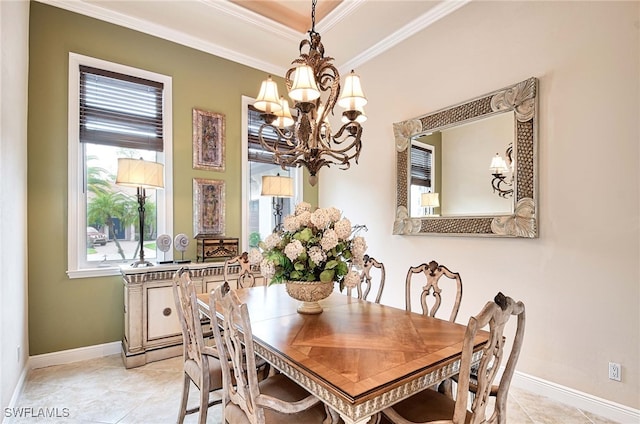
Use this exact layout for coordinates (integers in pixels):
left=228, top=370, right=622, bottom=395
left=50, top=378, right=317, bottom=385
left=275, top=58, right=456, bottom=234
left=131, top=260, right=154, bottom=268
left=174, top=259, right=191, bottom=264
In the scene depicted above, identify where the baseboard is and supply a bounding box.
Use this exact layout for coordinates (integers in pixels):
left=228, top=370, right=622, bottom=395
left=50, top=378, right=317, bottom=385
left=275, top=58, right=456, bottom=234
left=28, top=341, right=121, bottom=370
left=512, top=371, right=640, bottom=423
left=4, top=364, right=29, bottom=422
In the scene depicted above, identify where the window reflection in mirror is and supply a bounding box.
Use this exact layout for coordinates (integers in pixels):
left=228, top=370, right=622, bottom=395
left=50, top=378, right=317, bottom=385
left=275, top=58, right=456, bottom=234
left=408, top=111, right=515, bottom=217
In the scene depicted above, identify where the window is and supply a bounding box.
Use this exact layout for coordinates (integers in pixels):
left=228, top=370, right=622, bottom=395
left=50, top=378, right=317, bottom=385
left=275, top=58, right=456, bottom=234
left=68, top=53, right=173, bottom=278
left=410, top=141, right=435, bottom=217
left=241, top=96, right=302, bottom=251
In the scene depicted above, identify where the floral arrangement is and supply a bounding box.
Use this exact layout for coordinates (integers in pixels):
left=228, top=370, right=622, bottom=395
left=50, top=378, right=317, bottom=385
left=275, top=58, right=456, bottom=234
left=249, top=202, right=367, bottom=291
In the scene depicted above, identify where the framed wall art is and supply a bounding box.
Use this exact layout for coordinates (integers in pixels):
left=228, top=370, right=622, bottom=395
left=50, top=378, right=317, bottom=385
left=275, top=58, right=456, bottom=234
left=193, top=108, right=225, bottom=171
left=193, top=178, right=225, bottom=237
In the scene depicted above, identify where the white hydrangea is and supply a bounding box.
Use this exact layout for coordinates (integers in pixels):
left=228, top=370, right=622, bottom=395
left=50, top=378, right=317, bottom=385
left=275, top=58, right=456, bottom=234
left=248, top=248, right=263, bottom=265
left=260, top=258, right=275, bottom=279
left=350, top=236, right=368, bottom=268
left=295, top=202, right=312, bottom=216
left=334, top=218, right=352, bottom=240
left=326, top=206, right=342, bottom=222
left=310, top=208, right=330, bottom=229
left=283, top=214, right=299, bottom=233
left=320, top=229, right=339, bottom=251
left=284, top=239, right=304, bottom=262
left=264, top=232, right=282, bottom=250
left=308, top=246, right=326, bottom=266
left=343, top=270, right=361, bottom=288
left=296, top=210, right=311, bottom=227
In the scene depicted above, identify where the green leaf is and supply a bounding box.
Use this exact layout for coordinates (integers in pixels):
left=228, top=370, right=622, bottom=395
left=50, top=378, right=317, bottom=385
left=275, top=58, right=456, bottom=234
left=294, top=227, right=313, bottom=242
left=320, top=269, right=335, bottom=282
left=325, top=260, right=339, bottom=269
left=294, top=262, right=305, bottom=271
left=336, top=261, right=348, bottom=276
left=290, top=270, right=302, bottom=280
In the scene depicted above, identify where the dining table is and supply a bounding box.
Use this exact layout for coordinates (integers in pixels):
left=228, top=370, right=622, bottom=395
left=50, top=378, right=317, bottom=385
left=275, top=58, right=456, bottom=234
left=197, top=284, right=489, bottom=424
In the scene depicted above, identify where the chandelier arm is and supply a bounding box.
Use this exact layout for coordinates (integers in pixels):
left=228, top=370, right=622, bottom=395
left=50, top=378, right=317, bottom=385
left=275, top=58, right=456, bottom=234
left=491, top=173, right=514, bottom=198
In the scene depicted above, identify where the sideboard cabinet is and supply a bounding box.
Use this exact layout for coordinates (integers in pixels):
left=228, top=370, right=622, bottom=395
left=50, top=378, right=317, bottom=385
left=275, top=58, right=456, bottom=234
left=121, top=262, right=264, bottom=368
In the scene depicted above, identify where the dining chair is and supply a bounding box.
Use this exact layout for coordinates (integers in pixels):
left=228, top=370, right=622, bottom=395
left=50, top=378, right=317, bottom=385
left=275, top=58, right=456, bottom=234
left=224, top=251, right=256, bottom=289
left=405, top=260, right=463, bottom=322
left=210, top=282, right=331, bottom=424
left=381, top=292, right=526, bottom=424
left=348, top=255, right=385, bottom=303
left=172, top=268, right=223, bottom=424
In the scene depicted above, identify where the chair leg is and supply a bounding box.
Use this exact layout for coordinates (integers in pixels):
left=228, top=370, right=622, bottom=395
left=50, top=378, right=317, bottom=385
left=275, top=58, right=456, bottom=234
left=199, top=374, right=210, bottom=424
left=178, top=373, right=190, bottom=424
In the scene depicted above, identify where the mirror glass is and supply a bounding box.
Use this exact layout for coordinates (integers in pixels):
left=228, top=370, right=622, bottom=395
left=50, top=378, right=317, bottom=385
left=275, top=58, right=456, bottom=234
left=393, top=77, right=538, bottom=238
left=408, top=112, right=515, bottom=218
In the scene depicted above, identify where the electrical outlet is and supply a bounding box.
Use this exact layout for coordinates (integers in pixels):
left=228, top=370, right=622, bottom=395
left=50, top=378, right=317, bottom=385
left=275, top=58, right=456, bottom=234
left=608, top=362, right=621, bottom=381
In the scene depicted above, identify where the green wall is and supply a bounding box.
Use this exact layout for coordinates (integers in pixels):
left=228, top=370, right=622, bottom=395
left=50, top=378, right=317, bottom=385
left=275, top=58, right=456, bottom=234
left=27, top=2, right=318, bottom=355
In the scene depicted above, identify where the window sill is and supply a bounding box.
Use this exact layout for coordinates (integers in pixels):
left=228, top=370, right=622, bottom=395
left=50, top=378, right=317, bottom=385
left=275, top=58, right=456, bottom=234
left=67, top=266, right=124, bottom=279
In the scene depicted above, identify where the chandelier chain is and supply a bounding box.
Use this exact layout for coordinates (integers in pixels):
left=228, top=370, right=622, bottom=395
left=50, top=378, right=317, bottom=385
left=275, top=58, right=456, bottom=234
left=310, top=0, right=317, bottom=33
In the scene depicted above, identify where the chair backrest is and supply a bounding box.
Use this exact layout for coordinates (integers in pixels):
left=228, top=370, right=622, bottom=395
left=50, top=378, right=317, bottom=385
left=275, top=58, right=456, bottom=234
left=405, top=260, right=462, bottom=322
left=210, top=282, right=264, bottom=423
left=355, top=255, right=385, bottom=303
left=172, top=267, right=208, bottom=367
left=224, top=252, right=256, bottom=289
left=453, top=292, right=526, bottom=424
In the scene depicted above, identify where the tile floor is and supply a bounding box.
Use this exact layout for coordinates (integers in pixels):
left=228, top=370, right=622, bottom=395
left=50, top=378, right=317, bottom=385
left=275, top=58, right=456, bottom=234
left=5, top=354, right=622, bottom=424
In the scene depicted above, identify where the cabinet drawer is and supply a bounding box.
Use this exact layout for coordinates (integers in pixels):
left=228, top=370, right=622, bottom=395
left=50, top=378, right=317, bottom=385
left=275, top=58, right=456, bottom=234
left=204, top=276, right=234, bottom=294
left=147, top=286, right=181, bottom=340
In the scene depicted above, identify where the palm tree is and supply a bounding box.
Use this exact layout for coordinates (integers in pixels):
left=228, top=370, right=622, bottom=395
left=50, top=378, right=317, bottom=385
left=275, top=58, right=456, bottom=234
left=86, top=155, right=111, bottom=196
left=87, top=191, right=137, bottom=260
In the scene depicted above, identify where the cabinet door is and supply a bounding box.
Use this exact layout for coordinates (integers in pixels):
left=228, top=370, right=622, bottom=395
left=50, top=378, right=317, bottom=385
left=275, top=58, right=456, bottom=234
left=147, top=286, right=182, bottom=341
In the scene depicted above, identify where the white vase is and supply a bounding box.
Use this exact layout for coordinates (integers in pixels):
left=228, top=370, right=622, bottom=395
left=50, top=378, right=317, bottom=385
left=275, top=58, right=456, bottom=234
left=284, top=280, right=334, bottom=314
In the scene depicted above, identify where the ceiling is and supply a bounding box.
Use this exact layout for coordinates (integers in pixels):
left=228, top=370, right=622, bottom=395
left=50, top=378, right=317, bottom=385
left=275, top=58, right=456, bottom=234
left=37, top=0, right=469, bottom=76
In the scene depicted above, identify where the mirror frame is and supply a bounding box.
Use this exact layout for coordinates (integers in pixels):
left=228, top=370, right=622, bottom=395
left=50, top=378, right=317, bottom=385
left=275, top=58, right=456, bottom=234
left=393, top=77, right=538, bottom=238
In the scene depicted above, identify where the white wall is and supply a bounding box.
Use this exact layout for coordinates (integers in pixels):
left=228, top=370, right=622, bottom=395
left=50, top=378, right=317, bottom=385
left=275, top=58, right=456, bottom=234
left=322, top=1, right=639, bottom=409
left=0, top=0, right=30, bottom=412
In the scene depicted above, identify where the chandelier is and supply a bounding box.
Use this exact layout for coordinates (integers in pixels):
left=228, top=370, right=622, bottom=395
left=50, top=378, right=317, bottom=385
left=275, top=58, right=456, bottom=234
left=489, top=144, right=514, bottom=198
left=253, top=0, right=367, bottom=186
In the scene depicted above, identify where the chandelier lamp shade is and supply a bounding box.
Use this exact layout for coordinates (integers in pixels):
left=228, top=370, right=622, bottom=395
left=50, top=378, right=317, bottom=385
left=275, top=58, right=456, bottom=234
left=116, top=157, right=164, bottom=267
left=253, top=0, right=368, bottom=186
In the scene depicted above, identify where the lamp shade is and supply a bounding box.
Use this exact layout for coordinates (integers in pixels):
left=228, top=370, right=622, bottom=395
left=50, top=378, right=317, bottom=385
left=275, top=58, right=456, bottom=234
left=421, top=192, right=440, bottom=208
left=338, top=70, right=367, bottom=110
left=489, top=153, right=509, bottom=174
left=274, top=96, right=295, bottom=128
left=254, top=76, right=282, bottom=114
left=116, top=158, right=164, bottom=189
left=288, top=65, right=320, bottom=102
left=261, top=175, right=294, bottom=197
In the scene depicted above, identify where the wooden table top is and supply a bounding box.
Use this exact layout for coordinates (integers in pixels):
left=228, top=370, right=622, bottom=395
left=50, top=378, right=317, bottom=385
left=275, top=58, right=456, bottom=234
left=197, top=284, right=489, bottom=423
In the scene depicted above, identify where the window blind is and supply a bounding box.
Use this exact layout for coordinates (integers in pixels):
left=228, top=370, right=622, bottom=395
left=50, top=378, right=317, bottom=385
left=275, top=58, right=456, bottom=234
left=410, top=144, right=432, bottom=187
left=79, top=65, right=164, bottom=152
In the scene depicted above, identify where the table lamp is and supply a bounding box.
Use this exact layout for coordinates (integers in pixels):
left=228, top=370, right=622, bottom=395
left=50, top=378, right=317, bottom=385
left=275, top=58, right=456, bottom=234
left=261, top=174, right=294, bottom=232
left=116, top=157, right=164, bottom=267
left=421, top=192, right=440, bottom=216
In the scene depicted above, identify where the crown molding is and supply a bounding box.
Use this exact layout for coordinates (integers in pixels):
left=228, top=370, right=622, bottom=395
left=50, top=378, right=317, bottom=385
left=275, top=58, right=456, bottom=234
left=198, top=0, right=302, bottom=41
left=341, top=0, right=470, bottom=72
left=35, top=0, right=287, bottom=75
left=315, top=0, right=366, bottom=33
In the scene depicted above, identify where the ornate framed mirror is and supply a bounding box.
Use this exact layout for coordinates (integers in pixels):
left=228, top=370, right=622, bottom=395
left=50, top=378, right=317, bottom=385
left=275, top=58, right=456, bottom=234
left=393, top=77, right=538, bottom=237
